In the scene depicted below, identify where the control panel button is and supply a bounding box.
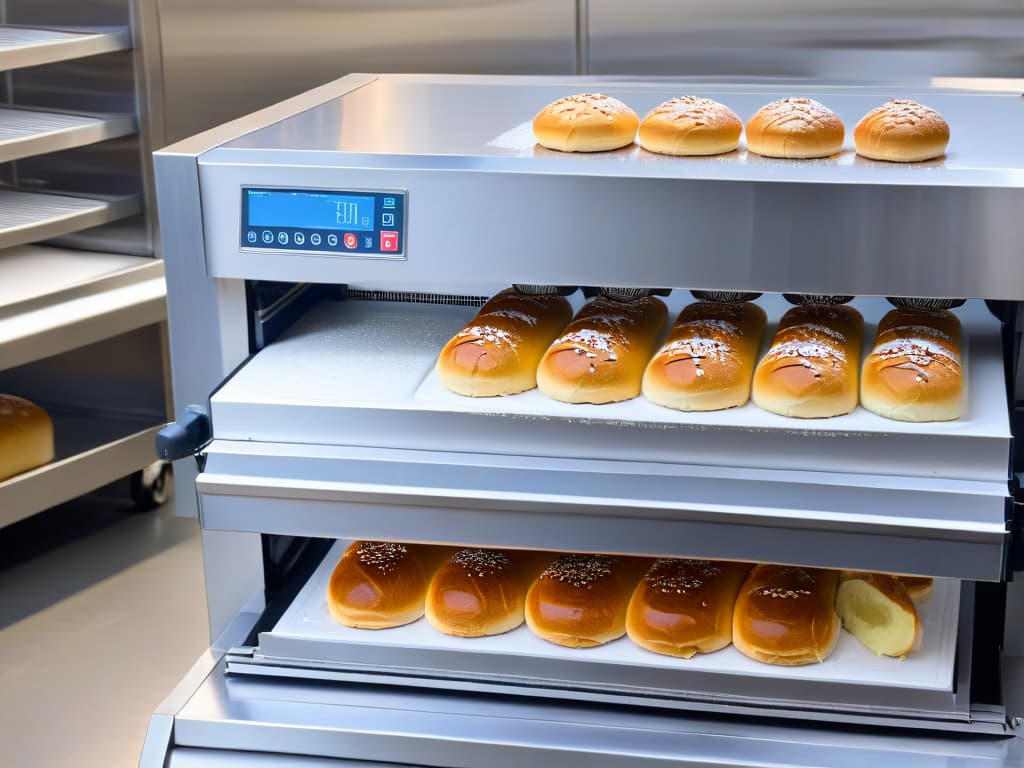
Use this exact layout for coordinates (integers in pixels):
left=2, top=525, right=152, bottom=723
left=380, top=231, right=399, bottom=252
left=383, top=197, right=396, bottom=209
left=343, top=233, right=358, bottom=249
left=247, top=231, right=258, bottom=244
left=262, top=231, right=274, bottom=244
left=381, top=212, right=394, bottom=227
left=278, top=232, right=289, bottom=245
left=294, top=232, right=306, bottom=246
left=327, top=233, right=338, bottom=247
left=363, top=235, right=374, bottom=249
left=310, top=233, right=322, bottom=246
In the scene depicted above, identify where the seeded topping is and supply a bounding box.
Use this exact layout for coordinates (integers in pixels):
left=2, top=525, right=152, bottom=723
left=451, top=548, right=511, bottom=577
left=787, top=322, right=846, bottom=343
left=355, top=542, right=408, bottom=575
left=0, top=395, right=34, bottom=419
left=661, top=336, right=732, bottom=362
left=755, top=97, right=842, bottom=130
left=868, top=99, right=947, bottom=131
left=647, top=96, right=739, bottom=126
left=556, top=328, right=620, bottom=361
left=486, top=309, right=539, bottom=327
left=647, top=559, right=722, bottom=595
left=456, top=324, right=518, bottom=348
left=880, top=324, right=953, bottom=344
left=541, top=554, right=617, bottom=589
left=768, top=339, right=845, bottom=363
left=874, top=338, right=960, bottom=367
left=548, top=93, right=631, bottom=121
left=755, top=586, right=812, bottom=599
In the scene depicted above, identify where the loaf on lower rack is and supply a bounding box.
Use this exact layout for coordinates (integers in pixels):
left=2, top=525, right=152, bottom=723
left=537, top=296, right=667, bottom=404
left=525, top=554, right=651, bottom=647
left=836, top=571, right=922, bottom=659
left=328, top=541, right=452, bottom=629
left=438, top=288, right=573, bottom=397
left=752, top=304, right=863, bottom=418
left=643, top=301, right=766, bottom=411
left=426, top=548, right=554, bottom=637
left=860, top=308, right=963, bottom=422
left=732, top=564, right=840, bottom=666
left=898, top=576, right=934, bottom=602
left=0, top=394, right=54, bottom=482
left=626, top=559, right=753, bottom=658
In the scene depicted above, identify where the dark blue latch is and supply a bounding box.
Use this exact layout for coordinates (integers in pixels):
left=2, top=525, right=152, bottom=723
left=156, top=405, right=212, bottom=461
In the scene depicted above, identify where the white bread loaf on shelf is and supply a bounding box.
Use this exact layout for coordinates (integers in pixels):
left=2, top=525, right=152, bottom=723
left=533, top=93, right=639, bottom=152
left=860, top=307, right=963, bottom=422
left=437, top=288, right=573, bottom=397
left=643, top=300, right=766, bottom=411
left=732, top=564, right=840, bottom=666
left=626, top=559, right=753, bottom=658
left=854, top=100, right=949, bottom=163
left=0, top=394, right=54, bottom=482
left=537, top=296, right=667, bottom=404
left=638, top=96, right=742, bottom=156
left=752, top=303, right=863, bottom=418
left=836, top=571, right=922, bottom=658
left=746, top=98, right=845, bottom=159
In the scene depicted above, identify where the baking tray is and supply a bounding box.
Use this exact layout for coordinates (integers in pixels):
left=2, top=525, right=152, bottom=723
left=246, top=540, right=967, bottom=721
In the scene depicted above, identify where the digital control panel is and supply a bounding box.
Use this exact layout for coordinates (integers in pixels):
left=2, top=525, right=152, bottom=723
left=240, top=188, right=405, bottom=256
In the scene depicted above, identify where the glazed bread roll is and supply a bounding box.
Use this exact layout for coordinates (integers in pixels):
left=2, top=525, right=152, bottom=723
left=836, top=571, right=922, bottom=658
left=438, top=288, right=573, bottom=397
left=861, top=308, right=963, bottom=422
left=537, top=296, right=668, bottom=404
left=752, top=304, right=864, bottom=418
left=733, top=565, right=840, bottom=666
left=643, top=301, right=767, bottom=411
left=899, top=576, right=934, bottom=602
left=525, top=554, right=651, bottom=648
left=0, top=394, right=54, bottom=482
left=426, top=549, right=554, bottom=637
left=328, top=541, right=452, bottom=629
left=854, top=99, right=949, bottom=163
left=533, top=93, right=639, bottom=152
left=746, top=97, right=845, bottom=159
left=627, top=559, right=753, bottom=658
left=638, top=96, right=742, bottom=156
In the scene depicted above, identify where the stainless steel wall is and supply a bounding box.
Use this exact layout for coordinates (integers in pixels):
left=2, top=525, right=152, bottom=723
left=155, top=0, right=577, bottom=144
left=587, top=0, right=1024, bottom=78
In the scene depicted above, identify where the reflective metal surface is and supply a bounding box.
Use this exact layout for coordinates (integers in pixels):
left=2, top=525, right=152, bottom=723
left=588, top=0, right=1024, bottom=78
left=155, top=0, right=576, bottom=144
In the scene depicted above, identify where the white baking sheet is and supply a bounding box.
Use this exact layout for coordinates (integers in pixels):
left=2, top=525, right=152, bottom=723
left=267, top=540, right=960, bottom=693
left=414, top=294, right=1004, bottom=439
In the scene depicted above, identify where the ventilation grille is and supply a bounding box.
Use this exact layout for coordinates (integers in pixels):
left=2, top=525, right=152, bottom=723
left=346, top=290, right=488, bottom=307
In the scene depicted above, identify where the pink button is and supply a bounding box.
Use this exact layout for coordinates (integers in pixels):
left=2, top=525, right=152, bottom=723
left=380, top=231, right=399, bottom=252
left=343, top=233, right=358, bottom=249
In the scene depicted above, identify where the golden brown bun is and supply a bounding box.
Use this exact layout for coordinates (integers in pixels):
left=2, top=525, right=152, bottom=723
left=854, top=99, right=949, bottom=163
left=627, top=559, right=753, bottom=658
left=525, top=554, right=651, bottom=648
left=426, top=549, right=554, bottom=637
left=327, top=542, right=452, bottom=629
left=837, top=571, right=922, bottom=658
left=752, top=304, right=864, bottom=418
left=0, top=395, right=54, bottom=482
left=537, top=296, right=668, bottom=404
left=438, top=289, right=573, bottom=397
left=643, top=301, right=767, bottom=411
left=746, top=98, right=845, bottom=159
left=899, top=576, right=934, bottom=602
left=732, top=565, right=840, bottom=666
left=861, top=308, right=962, bottom=422
left=533, top=93, right=639, bottom=152
left=638, top=96, right=742, bottom=156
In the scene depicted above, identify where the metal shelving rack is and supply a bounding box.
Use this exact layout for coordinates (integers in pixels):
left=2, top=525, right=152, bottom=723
left=0, top=12, right=169, bottom=527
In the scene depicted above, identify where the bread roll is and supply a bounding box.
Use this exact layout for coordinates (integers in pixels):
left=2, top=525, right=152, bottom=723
left=438, top=288, right=573, bottom=397
left=638, top=96, right=742, bottom=156
left=752, top=304, right=863, bottom=418
left=733, top=565, right=840, bottom=666
left=0, top=394, right=54, bottom=482
left=836, top=571, right=922, bottom=658
left=537, top=296, right=667, bottom=404
left=746, top=98, right=845, bottom=159
left=854, top=99, right=949, bottom=163
left=533, top=93, right=639, bottom=152
left=426, top=549, right=554, bottom=637
left=861, top=308, right=962, bottom=422
left=899, top=576, right=934, bottom=602
left=626, top=559, right=753, bottom=658
left=525, top=554, right=651, bottom=648
left=327, top=541, right=452, bottom=629
left=643, top=301, right=767, bottom=411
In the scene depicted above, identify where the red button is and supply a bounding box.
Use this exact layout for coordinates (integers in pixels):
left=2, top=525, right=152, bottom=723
left=343, top=233, right=358, bottom=249
left=380, top=231, right=399, bottom=252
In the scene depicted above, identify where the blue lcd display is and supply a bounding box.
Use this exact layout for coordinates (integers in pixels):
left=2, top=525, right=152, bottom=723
left=247, top=189, right=376, bottom=232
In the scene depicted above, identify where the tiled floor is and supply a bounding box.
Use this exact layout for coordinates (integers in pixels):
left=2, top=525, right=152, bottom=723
left=0, top=487, right=208, bottom=767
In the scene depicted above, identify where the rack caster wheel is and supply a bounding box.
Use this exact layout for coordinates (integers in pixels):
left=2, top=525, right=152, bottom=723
left=131, top=461, right=173, bottom=512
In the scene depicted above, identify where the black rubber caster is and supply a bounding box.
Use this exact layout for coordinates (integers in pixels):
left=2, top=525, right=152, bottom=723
left=131, top=461, right=173, bottom=512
